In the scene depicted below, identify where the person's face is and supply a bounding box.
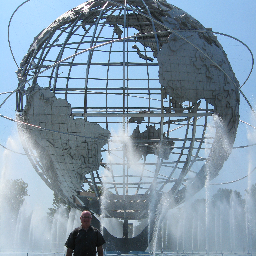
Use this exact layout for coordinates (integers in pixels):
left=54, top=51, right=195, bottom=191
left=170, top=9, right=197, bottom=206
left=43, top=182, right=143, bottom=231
left=80, top=211, right=92, bottom=226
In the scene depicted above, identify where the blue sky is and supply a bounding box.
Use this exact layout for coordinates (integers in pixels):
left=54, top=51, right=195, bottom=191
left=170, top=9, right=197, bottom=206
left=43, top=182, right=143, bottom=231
left=0, top=0, right=255, bottom=211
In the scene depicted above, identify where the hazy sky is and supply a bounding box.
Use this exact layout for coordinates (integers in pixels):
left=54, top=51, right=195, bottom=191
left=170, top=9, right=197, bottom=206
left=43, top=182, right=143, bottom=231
left=0, top=0, right=255, bottom=212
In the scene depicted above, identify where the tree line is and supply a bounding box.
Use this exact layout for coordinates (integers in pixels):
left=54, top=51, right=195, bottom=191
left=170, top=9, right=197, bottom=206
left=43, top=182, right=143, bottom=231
left=2, top=178, right=256, bottom=220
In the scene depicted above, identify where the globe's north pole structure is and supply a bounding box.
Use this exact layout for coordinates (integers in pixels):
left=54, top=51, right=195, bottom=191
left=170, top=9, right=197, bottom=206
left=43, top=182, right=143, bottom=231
left=16, top=0, right=239, bottom=251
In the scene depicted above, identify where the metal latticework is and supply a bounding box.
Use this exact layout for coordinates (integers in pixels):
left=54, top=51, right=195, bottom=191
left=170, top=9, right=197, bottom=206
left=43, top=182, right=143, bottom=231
left=16, top=0, right=239, bottom=241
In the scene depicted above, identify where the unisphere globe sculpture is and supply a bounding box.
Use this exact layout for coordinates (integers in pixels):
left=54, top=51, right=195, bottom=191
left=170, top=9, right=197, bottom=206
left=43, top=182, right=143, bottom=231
left=16, top=0, right=239, bottom=251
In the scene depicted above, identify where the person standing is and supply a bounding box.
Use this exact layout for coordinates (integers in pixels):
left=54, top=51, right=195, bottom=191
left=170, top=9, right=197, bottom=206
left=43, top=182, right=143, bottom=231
left=65, top=210, right=105, bottom=256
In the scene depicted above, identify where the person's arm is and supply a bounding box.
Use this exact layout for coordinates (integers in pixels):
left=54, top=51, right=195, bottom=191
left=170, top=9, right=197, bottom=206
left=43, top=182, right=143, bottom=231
left=66, top=248, right=73, bottom=256
left=97, top=245, right=103, bottom=256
